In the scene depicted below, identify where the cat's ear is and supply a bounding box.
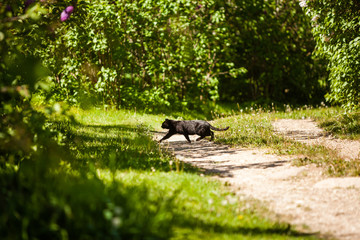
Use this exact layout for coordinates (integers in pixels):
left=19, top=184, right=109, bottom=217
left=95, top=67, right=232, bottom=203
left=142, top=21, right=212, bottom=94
left=165, top=118, right=169, bottom=121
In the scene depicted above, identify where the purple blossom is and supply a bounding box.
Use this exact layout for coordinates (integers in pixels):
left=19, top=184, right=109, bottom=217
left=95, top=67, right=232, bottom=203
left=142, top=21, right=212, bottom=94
left=60, top=10, right=70, bottom=22
left=65, top=6, right=74, bottom=14
left=60, top=6, right=74, bottom=22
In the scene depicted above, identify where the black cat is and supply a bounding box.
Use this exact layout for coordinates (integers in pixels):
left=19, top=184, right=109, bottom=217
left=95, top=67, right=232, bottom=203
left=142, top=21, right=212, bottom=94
left=159, top=119, right=229, bottom=143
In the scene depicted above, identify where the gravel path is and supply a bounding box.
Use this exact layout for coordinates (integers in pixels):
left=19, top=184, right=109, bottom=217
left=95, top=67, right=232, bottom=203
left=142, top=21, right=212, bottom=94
left=157, top=119, right=360, bottom=240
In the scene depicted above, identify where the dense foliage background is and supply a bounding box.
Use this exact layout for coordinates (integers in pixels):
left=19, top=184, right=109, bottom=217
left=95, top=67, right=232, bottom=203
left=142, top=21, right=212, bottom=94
left=34, top=0, right=232, bottom=111
left=2, top=0, right=359, bottom=111
left=300, top=0, right=360, bottom=110
left=218, top=0, right=327, bottom=105
left=22, top=0, right=329, bottom=111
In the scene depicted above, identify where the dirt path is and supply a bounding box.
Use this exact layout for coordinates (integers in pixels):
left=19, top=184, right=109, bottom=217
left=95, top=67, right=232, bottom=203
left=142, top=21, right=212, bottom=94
left=157, top=119, right=360, bottom=240
left=272, top=119, right=360, bottom=160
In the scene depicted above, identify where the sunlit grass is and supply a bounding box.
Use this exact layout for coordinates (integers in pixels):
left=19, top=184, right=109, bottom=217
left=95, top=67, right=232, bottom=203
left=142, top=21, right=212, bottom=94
left=95, top=170, right=316, bottom=240
left=68, top=106, right=164, bottom=128
left=18, top=101, right=325, bottom=238
left=24, top=97, right=358, bottom=238
left=317, top=111, right=360, bottom=140
left=60, top=106, right=319, bottom=239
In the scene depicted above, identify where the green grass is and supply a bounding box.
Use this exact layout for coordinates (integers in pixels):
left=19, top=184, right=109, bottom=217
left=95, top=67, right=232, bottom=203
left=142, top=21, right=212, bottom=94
left=1, top=105, right=321, bottom=239
left=68, top=107, right=319, bottom=239
left=7, top=97, right=359, bottom=238
left=212, top=106, right=360, bottom=176
left=10, top=101, right=360, bottom=238
left=32, top=108, right=324, bottom=239
left=98, top=171, right=314, bottom=240
left=317, top=111, right=360, bottom=140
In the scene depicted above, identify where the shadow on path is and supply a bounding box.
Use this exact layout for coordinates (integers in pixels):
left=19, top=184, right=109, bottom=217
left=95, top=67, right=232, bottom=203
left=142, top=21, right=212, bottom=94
left=157, top=133, right=289, bottom=178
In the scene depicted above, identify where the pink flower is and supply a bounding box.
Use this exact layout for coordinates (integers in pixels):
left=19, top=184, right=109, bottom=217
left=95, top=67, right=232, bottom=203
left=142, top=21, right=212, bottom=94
left=60, top=6, right=74, bottom=22
left=65, top=6, right=74, bottom=14
left=60, top=10, right=70, bottom=22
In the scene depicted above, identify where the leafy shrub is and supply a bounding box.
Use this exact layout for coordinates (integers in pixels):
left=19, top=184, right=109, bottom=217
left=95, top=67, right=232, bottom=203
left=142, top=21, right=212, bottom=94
left=27, top=0, right=327, bottom=110
left=300, top=0, right=360, bottom=110
left=0, top=2, right=56, bottom=168
left=218, top=0, right=327, bottom=105
left=34, top=0, right=231, bottom=110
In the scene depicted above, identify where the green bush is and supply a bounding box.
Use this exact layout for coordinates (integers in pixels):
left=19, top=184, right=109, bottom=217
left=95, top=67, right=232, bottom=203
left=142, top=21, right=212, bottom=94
left=26, top=0, right=327, bottom=110
left=34, top=0, right=230, bottom=110
left=300, top=0, right=360, bottom=110
left=218, top=0, right=327, bottom=105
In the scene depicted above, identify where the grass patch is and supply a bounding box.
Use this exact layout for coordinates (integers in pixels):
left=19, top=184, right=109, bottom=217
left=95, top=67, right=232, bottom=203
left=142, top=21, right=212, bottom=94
left=317, top=111, right=360, bottom=140
left=212, top=106, right=360, bottom=176
left=1, top=106, right=320, bottom=239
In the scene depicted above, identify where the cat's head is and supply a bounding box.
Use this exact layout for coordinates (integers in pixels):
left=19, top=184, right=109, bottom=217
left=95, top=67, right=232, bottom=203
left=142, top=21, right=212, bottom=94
left=161, top=119, right=171, bottom=129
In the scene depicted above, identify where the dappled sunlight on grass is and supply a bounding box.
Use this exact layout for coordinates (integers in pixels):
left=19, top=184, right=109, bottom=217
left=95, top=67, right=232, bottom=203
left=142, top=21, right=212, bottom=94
left=64, top=122, right=174, bottom=172
left=95, top=170, right=316, bottom=240
left=69, top=107, right=166, bottom=129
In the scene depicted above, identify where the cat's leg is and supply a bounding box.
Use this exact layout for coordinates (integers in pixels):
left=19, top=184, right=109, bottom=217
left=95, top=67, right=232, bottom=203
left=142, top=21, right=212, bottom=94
left=159, top=131, right=175, bottom=142
left=183, top=133, right=191, bottom=143
left=210, top=131, right=214, bottom=141
left=196, top=136, right=205, bottom=141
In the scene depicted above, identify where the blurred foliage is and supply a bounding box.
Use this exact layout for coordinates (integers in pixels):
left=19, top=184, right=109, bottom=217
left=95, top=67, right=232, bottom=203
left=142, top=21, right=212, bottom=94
left=0, top=168, right=177, bottom=239
left=0, top=1, right=59, bottom=170
left=300, top=0, right=360, bottom=110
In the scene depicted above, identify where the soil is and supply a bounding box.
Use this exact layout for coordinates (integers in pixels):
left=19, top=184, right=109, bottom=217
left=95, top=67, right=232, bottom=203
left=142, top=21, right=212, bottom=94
left=157, top=119, right=360, bottom=240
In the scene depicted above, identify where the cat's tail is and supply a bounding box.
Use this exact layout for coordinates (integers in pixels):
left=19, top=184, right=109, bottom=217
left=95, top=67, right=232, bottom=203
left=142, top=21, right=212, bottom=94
left=210, top=125, right=229, bottom=131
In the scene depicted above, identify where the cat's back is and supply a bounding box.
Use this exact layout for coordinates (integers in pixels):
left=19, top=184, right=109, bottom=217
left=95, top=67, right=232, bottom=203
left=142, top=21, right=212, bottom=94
left=187, top=120, right=210, bottom=131
left=174, top=120, right=204, bottom=133
left=191, top=120, right=210, bottom=126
